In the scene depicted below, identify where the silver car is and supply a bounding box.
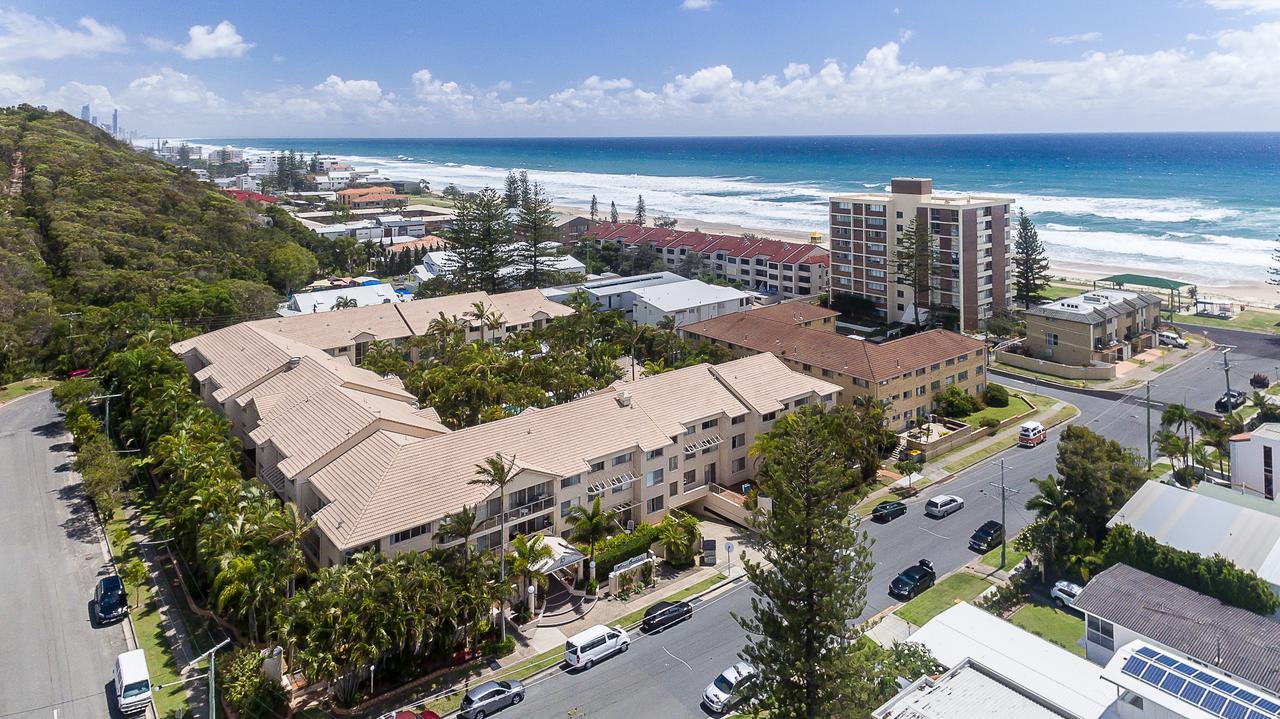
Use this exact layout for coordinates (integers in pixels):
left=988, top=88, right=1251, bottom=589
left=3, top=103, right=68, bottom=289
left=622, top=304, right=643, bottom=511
left=458, top=679, right=524, bottom=719
left=703, top=662, right=756, bottom=713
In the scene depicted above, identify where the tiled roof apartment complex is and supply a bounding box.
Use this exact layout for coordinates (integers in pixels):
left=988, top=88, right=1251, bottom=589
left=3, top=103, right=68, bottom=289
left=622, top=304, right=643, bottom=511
left=828, top=178, right=1014, bottom=331
left=587, top=222, right=830, bottom=299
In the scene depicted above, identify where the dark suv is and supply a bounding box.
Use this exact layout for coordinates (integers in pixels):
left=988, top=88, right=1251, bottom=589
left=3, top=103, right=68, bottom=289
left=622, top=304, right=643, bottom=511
left=889, top=559, right=936, bottom=600
left=94, top=575, right=128, bottom=624
left=968, top=521, right=1004, bottom=552
left=1216, top=389, right=1248, bottom=413
left=641, top=600, right=692, bottom=633
left=871, top=500, right=908, bottom=522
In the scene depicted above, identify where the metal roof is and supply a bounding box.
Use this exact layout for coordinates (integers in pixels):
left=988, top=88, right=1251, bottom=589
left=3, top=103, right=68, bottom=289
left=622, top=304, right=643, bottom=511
left=1098, top=274, right=1194, bottom=291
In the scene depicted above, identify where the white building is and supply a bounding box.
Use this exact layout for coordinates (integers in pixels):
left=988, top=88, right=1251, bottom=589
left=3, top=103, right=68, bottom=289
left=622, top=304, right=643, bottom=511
left=214, top=174, right=261, bottom=193
left=631, top=281, right=751, bottom=327
left=1228, top=423, right=1280, bottom=501
left=409, top=246, right=587, bottom=287
left=278, top=283, right=410, bottom=316
left=1108, top=480, right=1280, bottom=599
left=312, top=171, right=355, bottom=191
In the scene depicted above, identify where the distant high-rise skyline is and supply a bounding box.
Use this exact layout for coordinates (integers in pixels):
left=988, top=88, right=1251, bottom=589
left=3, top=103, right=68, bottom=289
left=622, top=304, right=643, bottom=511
left=111, top=109, right=117, bottom=135
left=79, top=104, right=89, bottom=122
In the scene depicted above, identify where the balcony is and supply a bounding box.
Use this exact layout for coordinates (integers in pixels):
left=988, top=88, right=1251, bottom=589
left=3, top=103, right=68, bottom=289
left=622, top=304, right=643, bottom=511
left=683, top=435, right=723, bottom=454
left=477, top=495, right=555, bottom=532
left=588, top=471, right=638, bottom=497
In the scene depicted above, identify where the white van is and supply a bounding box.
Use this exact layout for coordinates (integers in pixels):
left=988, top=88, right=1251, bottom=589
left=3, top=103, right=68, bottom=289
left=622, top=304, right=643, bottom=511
left=114, top=648, right=152, bottom=715
left=1158, top=331, right=1188, bottom=349
left=564, top=624, right=629, bottom=670
left=1018, top=421, right=1046, bottom=447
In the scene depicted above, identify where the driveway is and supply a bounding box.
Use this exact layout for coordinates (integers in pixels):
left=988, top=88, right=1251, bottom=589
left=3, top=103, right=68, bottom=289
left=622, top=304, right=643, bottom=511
left=0, top=392, right=130, bottom=719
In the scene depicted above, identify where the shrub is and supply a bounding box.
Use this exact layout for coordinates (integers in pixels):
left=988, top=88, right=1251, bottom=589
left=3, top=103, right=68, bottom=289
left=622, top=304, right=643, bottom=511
left=894, top=459, right=924, bottom=475
left=978, top=416, right=1000, bottom=431
left=218, top=648, right=287, bottom=719
left=1102, top=524, right=1279, bottom=615
left=592, top=523, right=659, bottom=580
left=934, top=386, right=982, bottom=418
left=984, top=384, right=1010, bottom=408
left=487, top=635, right=516, bottom=658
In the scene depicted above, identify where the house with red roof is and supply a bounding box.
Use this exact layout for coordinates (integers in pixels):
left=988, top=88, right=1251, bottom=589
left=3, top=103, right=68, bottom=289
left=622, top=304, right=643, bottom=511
left=585, top=222, right=830, bottom=300
left=223, top=189, right=278, bottom=204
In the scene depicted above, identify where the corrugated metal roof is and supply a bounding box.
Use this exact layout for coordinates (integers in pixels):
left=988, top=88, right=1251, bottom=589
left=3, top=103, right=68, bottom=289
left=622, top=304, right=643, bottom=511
left=875, top=660, right=1076, bottom=719
left=1074, top=563, right=1280, bottom=693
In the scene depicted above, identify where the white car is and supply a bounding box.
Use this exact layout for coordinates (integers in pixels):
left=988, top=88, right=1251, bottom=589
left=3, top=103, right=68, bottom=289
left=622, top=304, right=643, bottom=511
left=564, top=624, right=629, bottom=670
left=1051, top=579, right=1084, bottom=608
left=1157, top=331, right=1188, bottom=349
left=703, top=662, right=757, bottom=713
left=924, top=494, right=965, bottom=518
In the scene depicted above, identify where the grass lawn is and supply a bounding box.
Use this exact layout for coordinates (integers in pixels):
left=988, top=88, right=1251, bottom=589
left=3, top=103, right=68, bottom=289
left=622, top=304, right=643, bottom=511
left=1175, top=309, right=1280, bottom=335
left=1008, top=603, right=1085, bottom=656
left=942, top=435, right=1019, bottom=474
left=1145, top=461, right=1173, bottom=481
left=104, top=512, right=189, bottom=719
left=0, top=378, right=56, bottom=405
left=1152, top=363, right=1173, bottom=373
left=961, top=394, right=1033, bottom=425
left=894, top=573, right=992, bottom=627
left=1040, top=283, right=1090, bottom=300
left=980, top=541, right=1028, bottom=571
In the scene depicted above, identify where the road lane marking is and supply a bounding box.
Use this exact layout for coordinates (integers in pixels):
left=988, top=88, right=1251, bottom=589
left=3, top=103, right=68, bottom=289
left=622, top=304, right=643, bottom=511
left=919, top=527, right=950, bottom=541
left=664, top=646, right=694, bottom=672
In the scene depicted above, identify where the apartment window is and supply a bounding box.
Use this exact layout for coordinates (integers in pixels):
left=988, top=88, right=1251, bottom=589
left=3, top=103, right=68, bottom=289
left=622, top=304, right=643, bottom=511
left=958, top=370, right=969, bottom=381
left=931, top=363, right=940, bottom=371
left=669, top=456, right=679, bottom=471
left=701, top=445, right=716, bottom=455
left=795, top=397, right=808, bottom=407
left=732, top=457, right=747, bottom=473
left=391, top=523, right=431, bottom=545
left=821, top=369, right=834, bottom=378
left=869, top=204, right=885, bottom=212
left=669, top=482, right=678, bottom=497
left=731, top=414, right=746, bottom=425
left=561, top=474, right=582, bottom=489
left=931, top=380, right=941, bottom=391
left=915, top=368, right=926, bottom=376
left=646, top=468, right=665, bottom=487
left=958, top=353, right=968, bottom=361
left=1045, top=332, right=1059, bottom=347
left=1087, top=616, right=1115, bottom=651
left=589, top=460, right=605, bottom=473
left=646, top=448, right=664, bottom=460
left=762, top=411, right=777, bottom=422
left=613, top=452, right=633, bottom=466
left=731, top=433, right=746, bottom=449
left=1266, top=446, right=1275, bottom=500
left=916, top=386, right=926, bottom=397
left=684, top=425, right=697, bottom=436
left=802, top=363, right=811, bottom=372
left=560, top=497, right=581, bottom=518
left=945, top=357, right=955, bottom=366
left=945, top=375, right=955, bottom=386
left=702, top=419, right=719, bottom=430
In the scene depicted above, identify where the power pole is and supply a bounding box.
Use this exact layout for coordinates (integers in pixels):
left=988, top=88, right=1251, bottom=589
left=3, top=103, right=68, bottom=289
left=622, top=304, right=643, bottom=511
left=184, top=638, right=231, bottom=719
left=986, top=459, right=1020, bottom=569
left=1221, top=345, right=1235, bottom=396
left=1145, top=381, right=1154, bottom=470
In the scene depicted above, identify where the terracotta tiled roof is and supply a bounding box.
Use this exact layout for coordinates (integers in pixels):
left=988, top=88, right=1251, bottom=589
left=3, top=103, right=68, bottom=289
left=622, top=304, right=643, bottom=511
left=681, top=313, right=985, bottom=381
left=337, top=186, right=395, bottom=197
left=589, top=222, right=830, bottom=267
left=747, top=302, right=840, bottom=325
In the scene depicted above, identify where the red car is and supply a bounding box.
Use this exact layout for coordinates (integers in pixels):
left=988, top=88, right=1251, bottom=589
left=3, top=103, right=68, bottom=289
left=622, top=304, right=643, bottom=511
left=67, top=368, right=92, bottom=379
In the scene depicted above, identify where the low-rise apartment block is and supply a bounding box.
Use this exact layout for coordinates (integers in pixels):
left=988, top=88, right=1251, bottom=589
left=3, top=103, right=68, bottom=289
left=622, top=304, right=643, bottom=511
left=1228, top=422, right=1280, bottom=500
left=828, top=177, right=1014, bottom=331
left=541, top=272, right=751, bottom=327
left=681, top=310, right=987, bottom=430
left=337, top=185, right=408, bottom=209
left=587, top=222, right=830, bottom=299
left=1023, top=289, right=1162, bottom=365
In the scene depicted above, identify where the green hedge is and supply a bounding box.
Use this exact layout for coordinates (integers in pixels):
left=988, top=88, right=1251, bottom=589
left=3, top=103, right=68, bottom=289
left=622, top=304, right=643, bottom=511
left=1103, top=524, right=1279, bottom=615
left=591, top=523, right=659, bottom=581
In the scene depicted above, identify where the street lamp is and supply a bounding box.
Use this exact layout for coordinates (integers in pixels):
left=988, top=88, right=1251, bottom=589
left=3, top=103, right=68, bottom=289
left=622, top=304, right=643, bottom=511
left=528, top=584, right=536, bottom=616
left=184, top=638, right=231, bottom=719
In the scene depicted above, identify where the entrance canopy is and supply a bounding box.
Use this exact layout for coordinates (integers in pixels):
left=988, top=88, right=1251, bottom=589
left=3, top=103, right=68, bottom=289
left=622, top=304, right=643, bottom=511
left=532, top=535, right=586, bottom=574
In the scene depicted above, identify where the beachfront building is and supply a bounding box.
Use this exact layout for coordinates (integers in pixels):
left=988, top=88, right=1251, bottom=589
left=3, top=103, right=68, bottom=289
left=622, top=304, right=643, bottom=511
left=828, top=177, right=1014, bottom=331
left=681, top=309, right=987, bottom=430
left=586, top=222, right=830, bottom=300
left=1023, top=289, right=1162, bottom=365
left=409, top=246, right=587, bottom=288
left=541, top=272, right=752, bottom=327
left=277, top=283, right=410, bottom=316
left=337, top=185, right=409, bottom=209
left=1228, top=423, right=1280, bottom=500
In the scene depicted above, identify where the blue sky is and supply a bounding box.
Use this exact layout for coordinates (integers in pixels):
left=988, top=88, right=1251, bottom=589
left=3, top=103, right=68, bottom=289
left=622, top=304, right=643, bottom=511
left=2, top=0, right=1279, bottom=136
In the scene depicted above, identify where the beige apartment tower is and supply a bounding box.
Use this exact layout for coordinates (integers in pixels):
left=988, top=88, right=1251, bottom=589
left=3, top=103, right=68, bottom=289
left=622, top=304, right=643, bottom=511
left=829, top=178, right=1014, bottom=331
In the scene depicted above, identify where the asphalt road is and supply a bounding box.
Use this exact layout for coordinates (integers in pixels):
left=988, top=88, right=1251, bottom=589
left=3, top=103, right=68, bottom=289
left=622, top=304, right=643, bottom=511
left=0, top=392, right=129, bottom=719
left=511, top=338, right=1280, bottom=719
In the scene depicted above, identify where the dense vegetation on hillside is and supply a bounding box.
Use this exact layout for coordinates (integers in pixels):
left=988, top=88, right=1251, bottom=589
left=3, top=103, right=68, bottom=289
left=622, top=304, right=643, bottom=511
left=0, top=105, right=321, bottom=382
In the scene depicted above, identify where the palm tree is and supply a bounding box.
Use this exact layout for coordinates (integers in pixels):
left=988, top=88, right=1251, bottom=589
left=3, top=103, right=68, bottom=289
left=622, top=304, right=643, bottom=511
left=1161, top=403, right=1193, bottom=467
left=508, top=533, right=554, bottom=613
left=470, top=453, right=519, bottom=641
left=657, top=509, right=701, bottom=566
left=1155, top=429, right=1188, bottom=471
left=484, top=311, right=507, bottom=345
left=568, top=497, right=613, bottom=587
left=468, top=301, right=499, bottom=344
left=331, top=296, right=358, bottom=310
left=1024, top=475, right=1076, bottom=575
left=1199, top=425, right=1230, bottom=480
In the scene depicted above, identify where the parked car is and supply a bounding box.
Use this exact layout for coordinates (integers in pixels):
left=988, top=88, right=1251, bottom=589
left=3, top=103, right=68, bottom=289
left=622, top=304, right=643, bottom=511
left=1157, top=331, right=1188, bottom=349
left=968, top=520, right=1004, bottom=553
left=871, top=500, right=908, bottom=522
left=94, top=575, right=128, bottom=624
left=703, top=662, right=757, bottom=713
left=1216, top=389, right=1248, bottom=413
left=641, top=600, right=692, bottom=633
left=67, top=367, right=92, bottom=379
left=564, top=624, right=629, bottom=670
left=924, top=495, right=964, bottom=518
left=1018, top=421, right=1046, bottom=447
left=458, top=679, right=524, bottom=719
left=1051, top=579, right=1084, bottom=608
left=113, top=649, right=152, bottom=715
left=889, top=559, right=936, bottom=600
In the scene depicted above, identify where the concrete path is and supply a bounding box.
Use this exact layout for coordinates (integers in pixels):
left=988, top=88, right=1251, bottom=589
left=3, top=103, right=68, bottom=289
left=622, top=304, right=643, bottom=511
left=0, top=392, right=130, bottom=719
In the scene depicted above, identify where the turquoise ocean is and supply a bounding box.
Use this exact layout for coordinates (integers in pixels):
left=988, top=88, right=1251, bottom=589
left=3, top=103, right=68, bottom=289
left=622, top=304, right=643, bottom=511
left=193, top=134, right=1280, bottom=286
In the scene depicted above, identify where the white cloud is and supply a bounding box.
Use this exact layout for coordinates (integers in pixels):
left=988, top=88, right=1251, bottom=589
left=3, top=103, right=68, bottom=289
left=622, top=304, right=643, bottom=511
left=782, top=62, right=810, bottom=80
left=0, top=10, right=125, bottom=61
left=152, top=21, right=253, bottom=60
left=1205, top=0, right=1280, bottom=11
left=124, top=68, right=224, bottom=110
left=1049, top=31, right=1103, bottom=44
left=315, top=74, right=383, bottom=102
left=681, top=0, right=713, bottom=9
left=581, top=75, right=633, bottom=91
left=1186, top=32, right=1209, bottom=40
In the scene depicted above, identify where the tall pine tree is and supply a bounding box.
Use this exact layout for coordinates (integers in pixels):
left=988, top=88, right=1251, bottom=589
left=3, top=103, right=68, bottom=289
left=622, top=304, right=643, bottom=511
left=589, top=194, right=599, bottom=222
left=610, top=201, right=619, bottom=224
left=513, top=182, right=560, bottom=289
left=503, top=171, right=520, bottom=208
left=1013, top=208, right=1052, bottom=309
left=443, top=188, right=515, bottom=293
left=633, top=195, right=646, bottom=225
left=894, top=217, right=936, bottom=327
left=735, top=407, right=883, bottom=718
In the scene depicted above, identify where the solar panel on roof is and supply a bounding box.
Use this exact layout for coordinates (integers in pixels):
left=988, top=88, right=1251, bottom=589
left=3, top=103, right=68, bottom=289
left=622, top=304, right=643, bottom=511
left=1238, top=689, right=1262, bottom=704
left=1253, top=710, right=1274, bottom=719
left=1198, top=671, right=1221, bottom=683
left=1136, top=646, right=1161, bottom=659
left=1155, top=654, right=1180, bottom=667
left=1259, top=700, right=1280, bottom=713
left=1123, top=656, right=1148, bottom=676
left=1219, top=679, right=1244, bottom=693
left=1143, top=665, right=1168, bottom=684
left=1176, top=662, right=1200, bottom=676
left=1122, top=647, right=1280, bottom=719
left=1227, top=703, right=1250, bottom=719
left=1183, top=683, right=1208, bottom=703
left=1203, top=692, right=1229, bottom=713
left=1162, top=674, right=1187, bottom=694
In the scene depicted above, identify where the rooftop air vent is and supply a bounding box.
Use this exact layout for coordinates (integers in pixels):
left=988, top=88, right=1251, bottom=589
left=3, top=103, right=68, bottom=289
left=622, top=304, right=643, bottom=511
left=616, top=391, right=632, bottom=407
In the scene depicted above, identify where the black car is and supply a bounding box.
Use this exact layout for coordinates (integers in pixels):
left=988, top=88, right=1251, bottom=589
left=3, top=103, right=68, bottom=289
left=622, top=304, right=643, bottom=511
left=94, top=575, right=128, bottom=624
left=1216, top=389, right=1248, bottom=413
left=968, top=520, right=1004, bottom=552
left=871, top=500, right=908, bottom=522
left=889, top=560, right=936, bottom=600
left=641, top=600, right=693, bottom=633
